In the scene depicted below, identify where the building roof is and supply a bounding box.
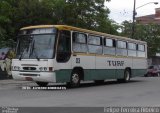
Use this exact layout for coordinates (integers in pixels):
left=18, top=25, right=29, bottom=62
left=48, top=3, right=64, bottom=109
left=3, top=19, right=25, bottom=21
left=136, top=8, right=160, bottom=24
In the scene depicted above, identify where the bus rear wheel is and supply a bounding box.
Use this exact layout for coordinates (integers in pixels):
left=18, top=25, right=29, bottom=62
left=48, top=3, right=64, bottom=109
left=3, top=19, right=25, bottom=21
left=117, top=69, right=131, bottom=83
left=36, top=82, right=48, bottom=87
left=67, top=70, right=81, bottom=88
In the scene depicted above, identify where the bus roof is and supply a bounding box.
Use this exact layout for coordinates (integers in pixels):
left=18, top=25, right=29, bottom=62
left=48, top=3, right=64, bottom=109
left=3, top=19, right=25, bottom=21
left=20, top=25, right=146, bottom=44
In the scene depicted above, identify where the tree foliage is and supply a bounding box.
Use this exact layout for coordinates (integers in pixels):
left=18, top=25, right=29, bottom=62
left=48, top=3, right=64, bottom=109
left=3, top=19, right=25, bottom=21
left=0, top=0, right=119, bottom=48
left=121, top=20, right=160, bottom=57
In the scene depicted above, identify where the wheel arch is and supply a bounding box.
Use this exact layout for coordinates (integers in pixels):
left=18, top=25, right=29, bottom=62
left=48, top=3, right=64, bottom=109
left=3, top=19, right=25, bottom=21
left=125, top=67, right=132, bottom=77
left=72, top=66, right=84, bottom=80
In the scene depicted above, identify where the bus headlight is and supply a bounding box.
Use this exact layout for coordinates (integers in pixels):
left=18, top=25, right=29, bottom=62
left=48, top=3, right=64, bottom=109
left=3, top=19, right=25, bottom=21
left=39, top=67, right=48, bottom=71
left=44, top=67, right=47, bottom=71
left=13, top=66, right=20, bottom=71
left=39, top=67, right=54, bottom=71
left=39, top=67, right=44, bottom=71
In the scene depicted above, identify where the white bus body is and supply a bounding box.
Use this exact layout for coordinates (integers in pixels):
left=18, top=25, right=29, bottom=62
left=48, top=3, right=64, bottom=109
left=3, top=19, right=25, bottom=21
left=12, top=25, right=147, bottom=87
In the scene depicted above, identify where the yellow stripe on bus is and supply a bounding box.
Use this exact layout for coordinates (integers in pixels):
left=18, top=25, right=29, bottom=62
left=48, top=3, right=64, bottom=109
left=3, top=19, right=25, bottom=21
left=20, top=25, right=146, bottom=44
left=72, top=53, right=146, bottom=59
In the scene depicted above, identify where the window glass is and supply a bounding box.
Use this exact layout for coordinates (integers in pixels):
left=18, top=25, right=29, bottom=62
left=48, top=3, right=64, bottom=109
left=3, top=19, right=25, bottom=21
left=103, top=47, right=115, bottom=55
left=88, top=35, right=101, bottom=45
left=88, top=45, right=102, bottom=54
left=117, top=41, right=127, bottom=49
left=128, top=50, right=136, bottom=57
left=73, top=32, right=87, bottom=43
left=128, top=43, right=136, bottom=50
left=72, top=32, right=88, bottom=53
left=73, top=43, right=88, bottom=53
left=88, top=35, right=102, bottom=54
left=137, top=51, right=145, bottom=57
left=17, top=34, right=56, bottom=59
left=105, top=39, right=113, bottom=47
left=20, top=28, right=57, bottom=35
left=138, top=44, right=145, bottom=51
left=116, top=49, right=127, bottom=56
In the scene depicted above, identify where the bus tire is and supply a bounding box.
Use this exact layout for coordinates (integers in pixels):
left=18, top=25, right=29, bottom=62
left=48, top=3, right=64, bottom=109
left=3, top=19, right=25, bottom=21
left=36, top=82, right=48, bottom=87
left=67, top=70, right=81, bottom=88
left=117, top=69, right=131, bottom=83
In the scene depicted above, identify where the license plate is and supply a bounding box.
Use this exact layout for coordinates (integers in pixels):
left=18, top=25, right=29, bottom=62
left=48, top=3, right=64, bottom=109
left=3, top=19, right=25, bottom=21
left=25, top=77, right=33, bottom=81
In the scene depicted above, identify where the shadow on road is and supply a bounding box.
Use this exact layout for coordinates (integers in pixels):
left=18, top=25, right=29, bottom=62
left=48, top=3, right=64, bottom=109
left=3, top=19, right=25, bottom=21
left=21, top=79, right=144, bottom=91
left=72, top=79, right=144, bottom=89
left=15, top=78, right=147, bottom=91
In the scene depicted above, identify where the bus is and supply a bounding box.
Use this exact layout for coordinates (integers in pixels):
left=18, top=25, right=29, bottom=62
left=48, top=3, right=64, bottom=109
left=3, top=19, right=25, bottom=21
left=12, top=25, right=147, bottom=87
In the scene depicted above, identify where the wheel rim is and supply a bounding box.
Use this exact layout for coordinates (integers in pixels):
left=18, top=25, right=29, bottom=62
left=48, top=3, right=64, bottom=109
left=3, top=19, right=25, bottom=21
left=72, top=73, right=79, bottom=84
left=125, top=71, right=130, bottom=81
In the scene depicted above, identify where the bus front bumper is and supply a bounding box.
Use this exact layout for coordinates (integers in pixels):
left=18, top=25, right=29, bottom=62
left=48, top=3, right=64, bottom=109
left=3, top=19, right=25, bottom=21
left=12, top=71, right=56, bottom=83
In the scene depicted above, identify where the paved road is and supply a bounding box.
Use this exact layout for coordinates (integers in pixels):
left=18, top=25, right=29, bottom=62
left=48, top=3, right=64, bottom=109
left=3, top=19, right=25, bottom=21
left=0, top=77, right=160, bottom=112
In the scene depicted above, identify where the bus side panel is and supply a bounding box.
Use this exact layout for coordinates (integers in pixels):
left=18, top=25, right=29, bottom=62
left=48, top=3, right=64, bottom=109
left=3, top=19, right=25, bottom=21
left=115, top=57, right=132, bottom=79
left=55, top=59, right=72, bottom=83
left=95, top=56, right=116, bottom=80
left=132, top=58, right=147, bottom=77
left=55, top=69, right=72, bottom=83
left=71, top=55, right=96, bottom=80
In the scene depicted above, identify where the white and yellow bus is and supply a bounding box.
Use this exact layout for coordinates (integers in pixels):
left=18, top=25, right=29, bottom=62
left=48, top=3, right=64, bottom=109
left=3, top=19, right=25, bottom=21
left=12, top=25, right=147, bottom=87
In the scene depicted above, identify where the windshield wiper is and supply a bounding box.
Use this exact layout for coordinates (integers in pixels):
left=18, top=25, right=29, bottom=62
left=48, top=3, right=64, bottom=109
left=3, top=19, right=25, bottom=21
left=32, top=49, right=40, bottom=61
left=19, top=50, right=24, bottom=60
left=30, top=40, right=40, bottom=61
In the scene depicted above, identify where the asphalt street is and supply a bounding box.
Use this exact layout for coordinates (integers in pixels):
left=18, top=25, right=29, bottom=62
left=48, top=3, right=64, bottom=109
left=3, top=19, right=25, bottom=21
left=0, top=77, right=160, bottom=113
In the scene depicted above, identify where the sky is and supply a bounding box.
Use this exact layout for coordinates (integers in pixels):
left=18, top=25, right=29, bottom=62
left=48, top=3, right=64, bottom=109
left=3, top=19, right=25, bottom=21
left=105, top=0, right=160, bottom=23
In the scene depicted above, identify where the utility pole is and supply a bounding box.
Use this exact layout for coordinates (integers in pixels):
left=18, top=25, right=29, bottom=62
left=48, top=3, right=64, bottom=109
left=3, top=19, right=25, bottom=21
left=131, top=1, right=158, bottom=39
left=131, top=0, right=136, bottom=39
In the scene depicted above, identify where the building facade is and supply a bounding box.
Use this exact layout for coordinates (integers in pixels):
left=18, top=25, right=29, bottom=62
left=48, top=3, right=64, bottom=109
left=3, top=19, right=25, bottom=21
left=136, top=8, right=160, bottom=24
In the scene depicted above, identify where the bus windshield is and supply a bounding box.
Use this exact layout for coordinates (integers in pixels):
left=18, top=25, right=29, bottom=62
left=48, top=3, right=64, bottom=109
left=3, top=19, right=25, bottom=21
left=16, top=28, right=57, bottom=59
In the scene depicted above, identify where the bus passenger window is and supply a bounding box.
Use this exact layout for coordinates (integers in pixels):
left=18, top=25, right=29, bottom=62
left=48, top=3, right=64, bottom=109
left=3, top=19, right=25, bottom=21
left=88, top=35, right=102, bottom=54
left=116, top=41, right=127, bottom=56
left=72, top=32, right=87, bottom=53
left=103, top=38, right=115, bottom=55
left=137, top=44, right=145, bottom=57
left=57, top=30, right=71, bottom=62
left=128, top=43, right=136, bottom=57
left=105, top=38, right=113, bottom=47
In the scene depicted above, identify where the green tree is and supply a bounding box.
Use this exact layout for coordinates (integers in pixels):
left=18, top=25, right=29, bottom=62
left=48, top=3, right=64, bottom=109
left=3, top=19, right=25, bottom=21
left=120, top=20, right=132, bottom=37
left=0, top=0, right=12, bottom=47
left=135, top=24, right=160, bottom=57
left=0, top=0, right=119, bottom=48
left=51, top=0, right=118, bottom=34
left=121, top=20, right=160, bottom=57
left=0, top=0, right=54, bottom=47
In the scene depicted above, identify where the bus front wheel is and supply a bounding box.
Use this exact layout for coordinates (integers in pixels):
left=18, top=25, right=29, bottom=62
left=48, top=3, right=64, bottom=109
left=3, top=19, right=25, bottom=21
left=67, top=70, right=81, bottom=88
left=36, top=82, right=48, bottom=87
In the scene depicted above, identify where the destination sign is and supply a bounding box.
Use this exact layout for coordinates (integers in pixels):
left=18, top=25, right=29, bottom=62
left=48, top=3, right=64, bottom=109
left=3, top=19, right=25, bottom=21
left=19, top=28, right=57, bottom=35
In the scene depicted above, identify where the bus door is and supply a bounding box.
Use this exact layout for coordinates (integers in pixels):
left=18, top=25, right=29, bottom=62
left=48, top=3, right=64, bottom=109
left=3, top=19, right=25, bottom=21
left=56, top=30, right=72, bottom=82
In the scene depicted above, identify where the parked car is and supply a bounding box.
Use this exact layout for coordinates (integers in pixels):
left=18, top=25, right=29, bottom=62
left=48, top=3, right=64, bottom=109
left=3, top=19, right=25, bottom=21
left=145, top=65, right=160, bottom=77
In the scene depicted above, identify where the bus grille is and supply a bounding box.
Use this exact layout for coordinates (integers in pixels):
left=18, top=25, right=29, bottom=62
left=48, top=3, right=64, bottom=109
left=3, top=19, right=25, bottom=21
left=20, top=73, right=39, bottom=76
left=23, top=67, right=36, bottom=71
